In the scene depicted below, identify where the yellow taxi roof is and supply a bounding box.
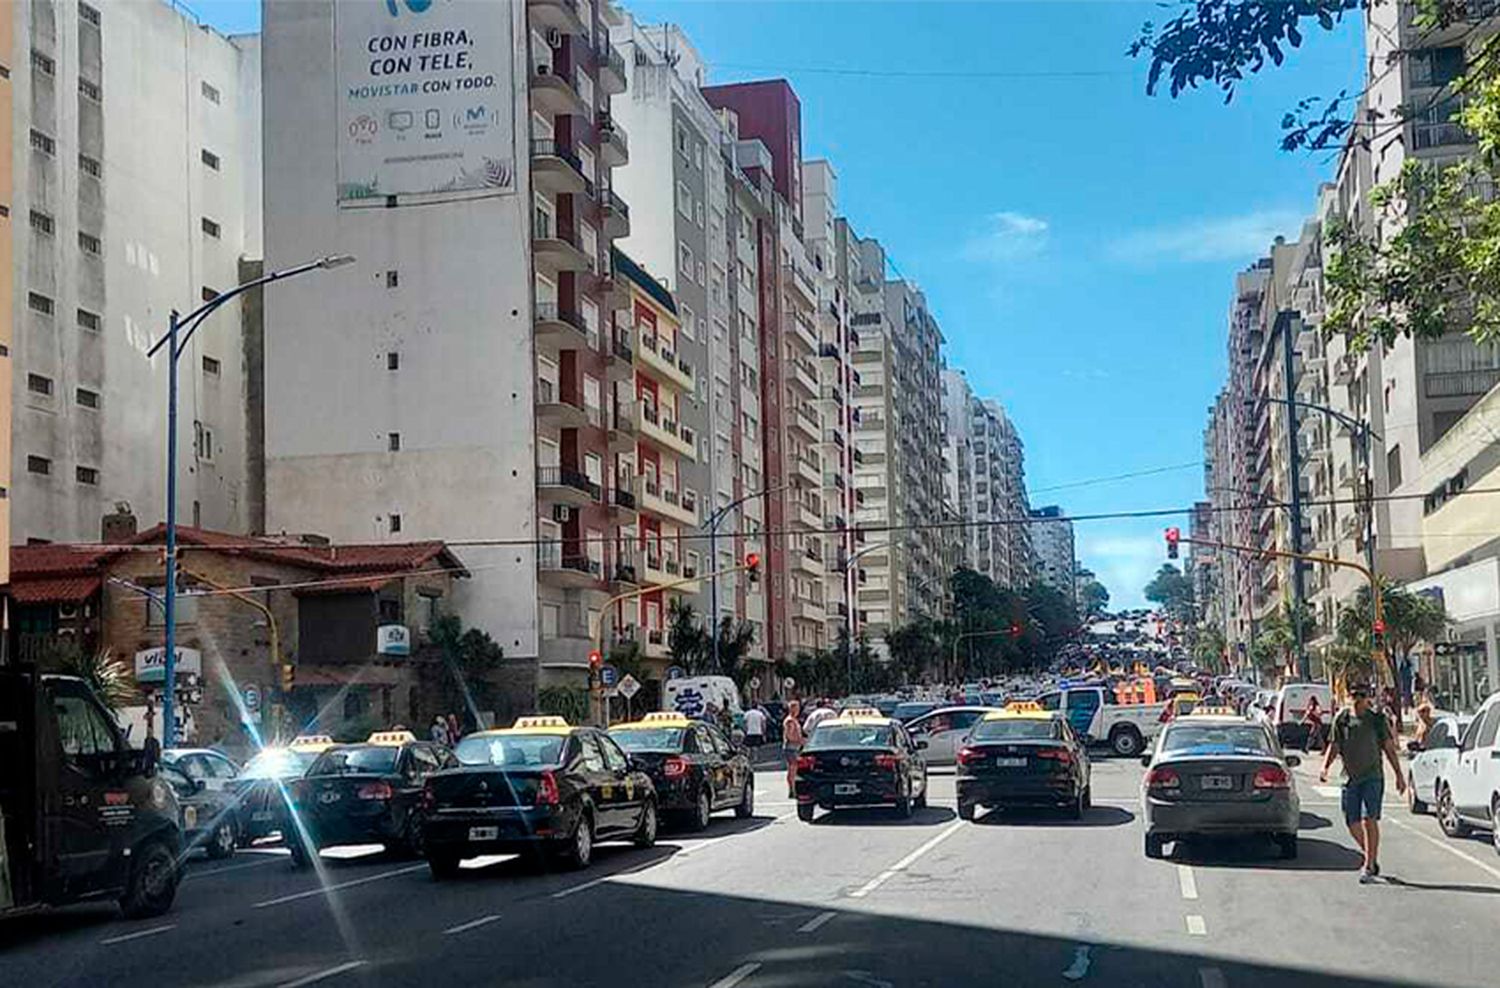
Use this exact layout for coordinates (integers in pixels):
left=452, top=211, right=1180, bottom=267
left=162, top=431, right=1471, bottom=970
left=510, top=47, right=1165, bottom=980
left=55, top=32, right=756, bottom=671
left=986, top=701, right=1055, bottom=721
left=288, top=734, right=334, bottom=751
left=611, top=712, right=693, bottom=731
left=496, top=715, right=575, bottom=735
left=366, top=730, right=417, bottom=746
left=1187, top=705, right=1241, bottom=718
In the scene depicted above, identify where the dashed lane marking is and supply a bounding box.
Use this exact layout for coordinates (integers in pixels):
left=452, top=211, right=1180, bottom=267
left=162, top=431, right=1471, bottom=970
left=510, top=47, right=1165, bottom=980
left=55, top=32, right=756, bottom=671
left=709, top=962, right=763, bottom=988
left=276, top=960, right=366, bottom=987
left=1387, top=816, right=1500, bottom=882
left=1314, top=786, right=1342, bottom=798
left=1177, top=864, right=1199, bottom=900
left=1185, top=915, right=1207, bottom=936
left=443, top=913, right=502, bottom=935
left=251, top=864, right=427, bottom=909
left=797, top=910, right=838, bottom=934
left=1199, top=967, right=1227, bottom=988
left=849, top=821, right=965, bottom=899
left=100, top=924, right=176, bottom=945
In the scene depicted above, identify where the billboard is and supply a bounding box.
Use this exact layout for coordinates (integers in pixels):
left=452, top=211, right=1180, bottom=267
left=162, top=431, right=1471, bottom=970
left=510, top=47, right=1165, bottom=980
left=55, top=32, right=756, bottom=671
left=335, top=0, right=518, bottom=204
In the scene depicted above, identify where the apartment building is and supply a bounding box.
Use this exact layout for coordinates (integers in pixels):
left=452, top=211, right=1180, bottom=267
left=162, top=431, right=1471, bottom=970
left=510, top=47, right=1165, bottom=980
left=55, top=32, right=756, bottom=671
left=10, top=0, right=261, bottom=543
left=262, top=0, right=631, bottom=697
left=1030, top=506, right=1075, bottom=604
left=941, top=370, right=1033, bottom=589
left=1, top=8, right=13, bottom=599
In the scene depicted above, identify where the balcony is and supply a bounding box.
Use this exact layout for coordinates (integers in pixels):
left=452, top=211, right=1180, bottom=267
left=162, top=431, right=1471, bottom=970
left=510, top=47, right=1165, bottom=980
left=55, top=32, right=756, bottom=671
left=598, top=183, right=630, bottom=237
left=535, top=379, right=590, bottom=429
left=788, top=313, right=819, bottom=353
left=638, top=404, right=697, bottom=459
left=643, top=626, right=670, bottom=659
left=605, top=329, right=634, bottom=381
left=642, top=553, right=702, bottom=594
left=822, top=427, right=845, bottom=449
left=636, top=476, right=698, bottom=526
left=533, top=218, right=591, bottom=276
left=595, top=40, right=627, bottom=95
left=784, top=262, right=818, bottom=307
left=609, top=484, right=638, bottom=519
left=528, top=0, right=587, bottom=35
left=819, top=384, right=844, bottom=406
left=637, top=330, right=696, bottom=391
left=788, top=357, right=819, bottom=396
left=794, top=499, right=823, bottom=530
left=608, top=555, right=640, bottom=589
left=787, top=402, right=820, bottom=440
left=536, top=465, right=600, bottom=506
left=608, top=400, right=638, bottom=452
left=793, top=544, right=823, bottom=575
left=793, top=453, right=821, bottom=489
left=595, top=264, right=632, bottom=313
left=534, top=301, right=590, bottom=353
left=531, top=139, right=589, bottom=196
left=530, top=64, right=589, bottom=118
left=537, top=541, right=602, bottom=588
left=790, top=597, right=826, bottom=623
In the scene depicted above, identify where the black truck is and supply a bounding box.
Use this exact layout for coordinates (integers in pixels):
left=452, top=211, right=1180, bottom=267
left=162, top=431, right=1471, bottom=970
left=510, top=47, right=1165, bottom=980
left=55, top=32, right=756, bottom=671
left=1, top=665, right=183, bottom=920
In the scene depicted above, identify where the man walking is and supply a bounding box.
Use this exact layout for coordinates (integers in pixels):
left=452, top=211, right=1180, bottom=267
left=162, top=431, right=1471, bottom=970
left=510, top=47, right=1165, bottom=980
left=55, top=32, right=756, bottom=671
left=1320, top=683, right=1406, bottom=883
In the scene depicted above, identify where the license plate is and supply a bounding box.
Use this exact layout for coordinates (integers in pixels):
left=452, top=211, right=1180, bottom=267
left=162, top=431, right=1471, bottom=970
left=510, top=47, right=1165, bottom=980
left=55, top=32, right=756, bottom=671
left=468, top=826, right=499, bottom=841
left=834, top=783, right=859, bottom=795
left=995, top=757, right=1026, bottom=767
left=252, top=811, right=275, bottom=822
left=1200, top=775, right=1234, bottom=790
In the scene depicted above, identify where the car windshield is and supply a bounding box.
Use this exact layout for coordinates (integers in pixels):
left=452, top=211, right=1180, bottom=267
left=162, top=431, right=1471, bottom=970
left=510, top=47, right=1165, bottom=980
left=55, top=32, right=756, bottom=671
left=808, top=724, right=894, bottom=749
left=1162, top=725, right=1274, bottom=757
left=970, top=719, right=1060, bottom=742
left=239, top=749, right=315, bottom=780
left=308, top=746, right=399, bottom=776
left=453, top=733, right=566, bottom=768
left=608, top=728, right=685, bottom=752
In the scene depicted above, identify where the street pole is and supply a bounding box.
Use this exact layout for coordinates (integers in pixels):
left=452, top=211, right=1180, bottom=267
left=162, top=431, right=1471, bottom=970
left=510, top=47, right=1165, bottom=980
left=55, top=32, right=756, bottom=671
left=1281, top=319, right=1309, bottom=681
left=708, top=482, right=794, bottom=673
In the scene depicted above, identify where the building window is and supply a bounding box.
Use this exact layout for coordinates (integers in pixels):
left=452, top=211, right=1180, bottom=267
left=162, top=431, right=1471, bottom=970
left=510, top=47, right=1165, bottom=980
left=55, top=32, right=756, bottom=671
left=78, top=153, right=101, bottom=178
left=1410, top=47, right=1465, bottom=88
left=27, top=374, right=53, bottom=396
left=31, top=50, right=55, bottom=76
left=76, top=466, right=98, bottom=485
left=27, top=456, right=51, bottom=475
left=388, top=432, right=401, bottom=452
left=29, top=210, right=54, bottom=236
left=1387, top=445, right=1403, bottom=490
left=389, top=513, right=403, bottom=534
left=76, top=387, right=99, bottom=409
left=201, top=148, right=220, bottom=170
left=676, top=124, right=689, bottom=157
left=677, top=181, right=693, bottom=217
left=194, top=422, right=214, bottom=461
left=28, top=293, right=54, bottom=316
left=78, top=231, right=101, bottom=255
left=387, top=351, right=400, bottom=370
left=385, top=269, right=399, bottom=289
left=202, top=356, right=221, bottom=376
left=678, top=242, right=694, bottom=282
left=30, top=129, right=55, bottom=155
left=201, top=80, right=220, bottom=104
left=201, top=217, right=221, bottom=239
left=78, top=77, right=101, bottom=102
left=77, top=308, right=101, bottom=332
left=80, top=3, right=101, bottom=26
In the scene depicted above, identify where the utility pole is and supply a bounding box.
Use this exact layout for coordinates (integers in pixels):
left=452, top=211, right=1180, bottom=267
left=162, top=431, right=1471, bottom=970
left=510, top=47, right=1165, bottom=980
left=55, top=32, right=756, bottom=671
left=1280, top=313, right=1309, bottom=681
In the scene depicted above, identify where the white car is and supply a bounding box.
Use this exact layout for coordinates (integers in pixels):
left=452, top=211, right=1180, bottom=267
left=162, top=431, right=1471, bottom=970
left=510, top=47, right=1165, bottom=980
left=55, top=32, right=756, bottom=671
left=1406, top=714, right=1471, bottom=815
left=1438, top=691, right=1500, bottom=852
left=905, top=706, right=999, bottom=766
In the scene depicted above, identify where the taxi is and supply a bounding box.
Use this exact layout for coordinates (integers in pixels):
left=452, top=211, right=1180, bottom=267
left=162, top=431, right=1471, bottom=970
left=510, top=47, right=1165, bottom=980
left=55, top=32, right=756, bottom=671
left=956, top=702, right=1092, bottom=820
left=227, top=735, right=335, bottom=846
left=422, top=716, right=658, bottom=877
left=608, top=712, right=754, bottom=829
left=795, top=708, right=928, bottom=821
left=286, top=731, right=456, bottom=867
left=1160, top=692, right=1203, bottom=723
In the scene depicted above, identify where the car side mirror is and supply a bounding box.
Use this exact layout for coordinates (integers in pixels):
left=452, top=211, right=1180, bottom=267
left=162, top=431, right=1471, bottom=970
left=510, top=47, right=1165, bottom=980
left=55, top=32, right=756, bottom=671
left=1446, top=737, right=1462, bottom=750
left=1139, top=755, right=1152, bottom=768
left=1285, top=754, right=1301, bottom=768
left=916, top=740, right=929, bottom=750
left=193, top=777, right=208, bottom=793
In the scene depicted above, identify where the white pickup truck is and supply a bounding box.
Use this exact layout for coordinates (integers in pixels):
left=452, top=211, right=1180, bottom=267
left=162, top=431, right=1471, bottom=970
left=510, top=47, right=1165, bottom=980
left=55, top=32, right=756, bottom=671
left=1036, top=685, right=1168, bottom=757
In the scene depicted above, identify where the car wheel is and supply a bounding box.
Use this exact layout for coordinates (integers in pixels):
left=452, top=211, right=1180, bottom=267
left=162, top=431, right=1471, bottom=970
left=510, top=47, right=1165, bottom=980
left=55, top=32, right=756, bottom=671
left=118, top=838, right=178, bottom=919
left=428, top=853, right=462, bottom=880
left=797, top=802, right=816, bottom=823
left=1082, top=785, right=1093, bottom=811
left=559, top=813, right=594, bottom=870
left=1110, top=727, right=1144, bottom=758
left=207, top=820, right=236, bottom=860
left=633, top=799, right=659, bottom=849
left=1438, top=786, right=1470, bottom=837
left=958, top=801, right=976, bottom=822
left=1407, top=773, right=1428, bottom=815
left=288, top=836, right=313, bottom=869
left=913, top=779, right=928, bottom=811
left=735, top=779, right=755, bottom=819
left=1492, top=797, right=1500, bottom=857
left=894, top=792, right=913, bottom=819
left=1277, top=834, right=1299, bottom=860
left=691, top=788, right=713, bottom=832
left=1066, top=789, right=1084, bottom=821
left=1144, top=834, right=1167, bottom=860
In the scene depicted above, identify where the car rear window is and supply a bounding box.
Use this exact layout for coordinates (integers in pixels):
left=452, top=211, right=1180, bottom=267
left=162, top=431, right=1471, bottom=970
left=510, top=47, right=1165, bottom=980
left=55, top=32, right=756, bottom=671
left=970, top=719, right=1060, bottom=742
left=454, top=733, right=565, bottom=768
left=808, top=724, right=894, bottom=749
left=240, top=748, right=315, bottom=779
left=608, top=728, right=684, bottom=752
left=893, top=703, right=935, bottom=720
left=308, top=746, right=399, bottom=776
left=1162, top=724, right=1273, bottom=756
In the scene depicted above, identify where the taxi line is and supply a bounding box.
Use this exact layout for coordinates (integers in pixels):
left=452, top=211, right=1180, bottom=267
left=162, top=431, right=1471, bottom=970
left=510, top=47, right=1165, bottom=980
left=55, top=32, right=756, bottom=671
left=275, top=959, right=366, bottom=987
left=251, top=864, right=428, bottom=909
left=848, top=820, right=964, bottom=899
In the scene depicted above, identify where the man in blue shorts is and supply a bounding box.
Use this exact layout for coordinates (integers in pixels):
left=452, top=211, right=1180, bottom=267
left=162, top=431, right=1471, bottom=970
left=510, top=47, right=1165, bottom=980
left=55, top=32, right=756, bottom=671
left=1320, top=683, right=1406, bottom=883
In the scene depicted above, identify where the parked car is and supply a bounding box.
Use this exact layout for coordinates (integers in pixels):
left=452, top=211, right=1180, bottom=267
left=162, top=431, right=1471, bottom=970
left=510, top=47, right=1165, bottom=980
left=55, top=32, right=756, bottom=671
left=891, top=700, right=941, bottom=724
left=1407, top=714, right=1471, bottom=815
left=1437, top=692, right=1500, bottom=852
left=1037, top=684, right=1168, bottom=757
left=158, top=762, right=239, bottom=859
left=609, top=712, right=753, bottom=829
left=904, top=706, right=999, bottom=766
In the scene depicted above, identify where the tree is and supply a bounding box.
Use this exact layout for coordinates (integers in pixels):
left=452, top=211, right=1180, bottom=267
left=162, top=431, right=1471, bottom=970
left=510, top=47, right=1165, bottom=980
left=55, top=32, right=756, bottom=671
left=428, top=613, right=505, bottom=727
left=713, top=615, right=758, bottom=682
left=1339, top=579, right=1447, bottom=696
left=56, top=647, right=138, bottom=712
left=666, top=599, right=709, bottom=673
left=1257, top=601, right=1316, bottom=675
left=1079, top=579, right=1111, bottom=619
left=1144, top=564, right=1195, bottom=623
left=1194, top=626, right=1228, bottom=673
left=886, top=620, right=945, bottom=685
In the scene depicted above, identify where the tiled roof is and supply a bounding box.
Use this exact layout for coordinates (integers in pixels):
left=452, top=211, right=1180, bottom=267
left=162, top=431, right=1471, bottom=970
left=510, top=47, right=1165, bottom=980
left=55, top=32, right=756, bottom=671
left=293, top=575, right=398, bottom=596
left=10, top=543, right=129, bottom=576
left=10, top=575, right=102, bottom=604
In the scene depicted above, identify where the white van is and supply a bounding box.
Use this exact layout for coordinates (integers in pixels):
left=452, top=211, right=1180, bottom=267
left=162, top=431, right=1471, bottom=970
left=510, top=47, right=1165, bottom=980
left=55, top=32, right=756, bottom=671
left=1274, top=683, right=1333, bottom=747
left=662, top=676, right=743, bottom=720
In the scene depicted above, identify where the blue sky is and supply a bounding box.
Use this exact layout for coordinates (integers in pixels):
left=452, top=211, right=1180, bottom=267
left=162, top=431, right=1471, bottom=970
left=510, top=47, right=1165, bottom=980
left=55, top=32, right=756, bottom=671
left=193, top=0, right=1364, bottom=607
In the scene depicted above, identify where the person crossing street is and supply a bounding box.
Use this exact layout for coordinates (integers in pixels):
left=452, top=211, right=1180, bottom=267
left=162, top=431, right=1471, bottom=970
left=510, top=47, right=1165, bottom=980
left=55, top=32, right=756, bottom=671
left=1320, top=684, right=1406, bottom=884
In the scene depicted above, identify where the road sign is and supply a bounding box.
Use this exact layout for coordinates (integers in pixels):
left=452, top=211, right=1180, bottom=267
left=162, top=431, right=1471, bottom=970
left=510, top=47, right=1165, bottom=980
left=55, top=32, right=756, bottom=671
left=749, top=676, right=761, bottom=690
left=666, top=665, right=685, bottom=681
left=243, top=685, right=261, bottom=712
left=783, top=676, right=796, bottom=690
left=600, top=664, right=619, bottom=687
left=618, top=674, right=641, bottom=699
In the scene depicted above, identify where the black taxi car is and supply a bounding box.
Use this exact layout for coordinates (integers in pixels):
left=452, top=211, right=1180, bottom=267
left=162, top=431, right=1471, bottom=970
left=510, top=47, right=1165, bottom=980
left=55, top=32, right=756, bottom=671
left=422, top=716, right=658, bottom=877
left=795, top=708, right=929, bottom=821
left=286, top=731, right=455, bottom=867
left=956, top=702, right=1092, bottom=821
left=609, top=712, right=754, bottom=830
left=227, top=735, right=334, bottom=846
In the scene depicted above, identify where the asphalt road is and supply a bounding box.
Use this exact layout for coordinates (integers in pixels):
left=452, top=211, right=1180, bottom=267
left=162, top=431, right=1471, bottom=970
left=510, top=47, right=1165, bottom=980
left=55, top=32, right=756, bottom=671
left=3, top=754, right=1498, bottom=987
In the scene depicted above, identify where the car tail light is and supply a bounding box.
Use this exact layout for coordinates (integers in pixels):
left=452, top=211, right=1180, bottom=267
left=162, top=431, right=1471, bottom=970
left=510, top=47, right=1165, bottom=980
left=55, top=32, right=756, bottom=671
left=536, top=770, right=561, bottom=806
left=874, top=753, right=899, bottom=770
left=796, top=754, right=816, bottom=772
left=356, top=781, right=393, bottom=800
left=663, top=756, right=689, bottom=779
left=1145, top=767, right=1180, bottom=790
left=955, top=747, right=982, bottom=767
left=1253, top=765, right=1291, bottom=789
left=1036, top=748, right=1074, bottom=765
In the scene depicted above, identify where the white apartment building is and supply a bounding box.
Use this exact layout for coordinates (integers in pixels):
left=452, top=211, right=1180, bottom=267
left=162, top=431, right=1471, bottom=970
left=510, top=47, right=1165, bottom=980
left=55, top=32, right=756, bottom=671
left=943, top=369, right=1033, bottom=590
left=1030, top=506, right=1075, bottom=603
left=10, top=0, right=260, bottom=542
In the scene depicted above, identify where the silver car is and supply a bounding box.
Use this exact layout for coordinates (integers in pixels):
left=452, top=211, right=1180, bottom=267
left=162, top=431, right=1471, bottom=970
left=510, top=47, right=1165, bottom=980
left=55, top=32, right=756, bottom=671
left=1140, top=714, right=1301, bottom=860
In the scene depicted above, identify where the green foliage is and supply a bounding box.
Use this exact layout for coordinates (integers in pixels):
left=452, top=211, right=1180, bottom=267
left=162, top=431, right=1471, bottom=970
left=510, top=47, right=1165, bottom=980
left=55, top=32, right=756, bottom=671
left=1336, top=579, right=1448, bottom=686
left=54, top=647, right=139, bottom=712
left=1257, top=601, right=1316, bottom=671
left=1193, top=626, right=1228, bottom=672
left=537, top=686, right=591, bottom=724
left=1144, top=564, right=1195, bottom=623
left=428, top=612, right=505, bottom=718
left=666, top=599, right=709, bottom=672
left=713, top=615, right=758, bottom=680
left=1079, top=579, right=1111, bottom=619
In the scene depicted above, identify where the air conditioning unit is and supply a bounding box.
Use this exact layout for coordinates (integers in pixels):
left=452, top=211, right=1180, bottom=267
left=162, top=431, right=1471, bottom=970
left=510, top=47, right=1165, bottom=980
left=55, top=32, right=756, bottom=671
left=552, top=504, right=573, bottom=523
left=58, top=603, right=79, bottom=619
left=546, top=27, right=563, bottom=48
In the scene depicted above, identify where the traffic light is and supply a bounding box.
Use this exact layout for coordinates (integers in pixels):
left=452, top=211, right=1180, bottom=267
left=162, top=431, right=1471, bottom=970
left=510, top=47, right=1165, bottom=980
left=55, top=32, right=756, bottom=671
left=1372, top=618, right=1386, bottom=635
left=1165, top=527, right=1180, bottom=559
left=588, top=649, right=603, bottom=670
left=745, top=552, right=761, bottom=586
left=1009, top=622, right=1022, bottom=638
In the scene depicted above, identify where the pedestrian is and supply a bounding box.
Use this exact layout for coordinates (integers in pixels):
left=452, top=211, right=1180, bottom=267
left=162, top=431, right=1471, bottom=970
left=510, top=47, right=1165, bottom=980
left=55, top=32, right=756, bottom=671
left=1412, top=701, right=1437, bottom=749
left=1302, top=694, right=1325, bottom=753
left=803, top=698, right=837, bottom=734
left=429, top=715, right=450, bottom=746
left=1320, top=683, right=1407, bottom=883
left=782, top=700, right=805, bottom=799
left=446, top=712, right=462, bottom=744
left=743, top=704, right=767, bottom=749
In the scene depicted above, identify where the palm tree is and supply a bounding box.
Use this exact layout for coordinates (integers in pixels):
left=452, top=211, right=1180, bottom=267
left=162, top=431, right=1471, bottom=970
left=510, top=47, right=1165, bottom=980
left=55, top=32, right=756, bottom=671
left=57, top=648, right=139, bottom=712
left=713, top=615, right=756, bottom=679
left=666, top=599, right=709, bottom=673
left=1339, top=579, right=1446, bottom=726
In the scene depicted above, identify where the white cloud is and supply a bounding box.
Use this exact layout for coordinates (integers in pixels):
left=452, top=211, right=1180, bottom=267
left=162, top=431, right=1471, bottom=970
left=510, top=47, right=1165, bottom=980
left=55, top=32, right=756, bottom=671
left=1108, top=209, right=1306, bottom=264
left=962, top=211, right=1050, bottom=263
left=1076, top=535, right=1168, bottom=610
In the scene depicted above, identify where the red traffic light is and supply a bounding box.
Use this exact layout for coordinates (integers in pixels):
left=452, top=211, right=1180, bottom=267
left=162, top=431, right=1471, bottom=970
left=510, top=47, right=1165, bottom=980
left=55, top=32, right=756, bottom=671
left=1372, top=619, right=1386, bottom=635
left=1009, top=623, right=1022, bottom=638
left=1165, top=527, right=1181, bottom=559
left=745, top=552, right=760, bottom=570
left=588, top=649, right=602, bottom=668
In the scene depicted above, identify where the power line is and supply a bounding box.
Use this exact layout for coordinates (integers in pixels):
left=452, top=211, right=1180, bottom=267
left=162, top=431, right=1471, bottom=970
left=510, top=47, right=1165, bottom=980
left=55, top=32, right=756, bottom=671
left=1029, top=461, right=1203, bottom=495
left=715, top=62, right=1133, bottom=80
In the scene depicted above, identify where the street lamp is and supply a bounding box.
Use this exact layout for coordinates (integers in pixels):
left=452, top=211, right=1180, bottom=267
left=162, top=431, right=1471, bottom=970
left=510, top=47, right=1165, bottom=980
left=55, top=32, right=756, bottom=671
left=706, top=481, right=797, bottom=672
left=147, top=254, right=354, bottom=746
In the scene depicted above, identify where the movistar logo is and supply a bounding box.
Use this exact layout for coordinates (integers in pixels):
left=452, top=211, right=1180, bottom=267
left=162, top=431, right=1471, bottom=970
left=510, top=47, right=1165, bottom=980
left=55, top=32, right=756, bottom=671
left=386, top=0, right=433, bottom=16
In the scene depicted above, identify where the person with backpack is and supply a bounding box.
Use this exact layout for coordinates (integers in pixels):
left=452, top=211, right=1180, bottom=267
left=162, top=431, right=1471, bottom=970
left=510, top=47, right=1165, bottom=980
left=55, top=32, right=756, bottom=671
left=1320, top=683, right=1406, bottom=883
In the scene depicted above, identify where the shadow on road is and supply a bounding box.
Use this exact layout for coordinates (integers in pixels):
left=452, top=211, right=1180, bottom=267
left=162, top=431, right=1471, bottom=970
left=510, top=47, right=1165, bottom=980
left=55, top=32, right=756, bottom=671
left=808, top=807, right=957, bottom=827
left=972, top=805, right=1135, bottom=828
left=1299, top=811, right=1335, bottom=831
left=1381, top=875, right=1500, bottom=895
left=663, top=815, right=777, bottom=839
left=1171, top=835, right=1364, bottom=872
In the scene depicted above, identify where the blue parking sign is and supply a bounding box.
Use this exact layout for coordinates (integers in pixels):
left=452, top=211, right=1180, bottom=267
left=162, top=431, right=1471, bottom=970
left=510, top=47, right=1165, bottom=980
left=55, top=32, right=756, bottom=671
left=600, top=665, right=619, bottom=687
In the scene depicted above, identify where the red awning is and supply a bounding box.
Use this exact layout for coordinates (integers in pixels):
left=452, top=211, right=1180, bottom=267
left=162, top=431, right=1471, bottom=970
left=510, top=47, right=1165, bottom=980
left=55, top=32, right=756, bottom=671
left=9, top=575, right=103, bottom=604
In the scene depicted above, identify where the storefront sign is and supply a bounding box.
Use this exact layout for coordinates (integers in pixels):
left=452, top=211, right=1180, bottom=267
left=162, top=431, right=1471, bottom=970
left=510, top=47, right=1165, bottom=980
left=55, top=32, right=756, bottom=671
left=377, top=624, right=412, bottom=656
left=134, top=647, right=202, bottom=684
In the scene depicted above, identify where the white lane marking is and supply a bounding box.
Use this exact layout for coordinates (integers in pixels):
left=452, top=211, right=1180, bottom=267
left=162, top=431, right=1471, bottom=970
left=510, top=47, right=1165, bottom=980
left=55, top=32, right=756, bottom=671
left=552, top=874, right=616, bottom=900
left=1185, top=915, right=1207, bottom=936
left=709, top=962, right=762, bottom=988
left=277, top=960, right=366, bottom=987
left=252, top=864, right=427, bottom=908
left=848, top=820, right=964, bottom=899
left=798, top=910, right=838, bottom=933
left=100, top=924, right=176, bottom=945
left=1177, top=864, right=1199, bottom=900
left=444, top=913, right=502, bottom=935
left=1314, top=786, right=1342, bottom=798
left=1387, top=817, right=1500, bottom=881
left=1062, top=945, right=1093, bottom=981
left=1199, top=967, right=1227, bottom=988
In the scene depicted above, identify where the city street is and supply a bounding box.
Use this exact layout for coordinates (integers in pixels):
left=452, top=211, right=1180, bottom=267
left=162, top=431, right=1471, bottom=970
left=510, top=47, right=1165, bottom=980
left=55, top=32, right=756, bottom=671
left=2, top=756, right=1495, bottom=988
